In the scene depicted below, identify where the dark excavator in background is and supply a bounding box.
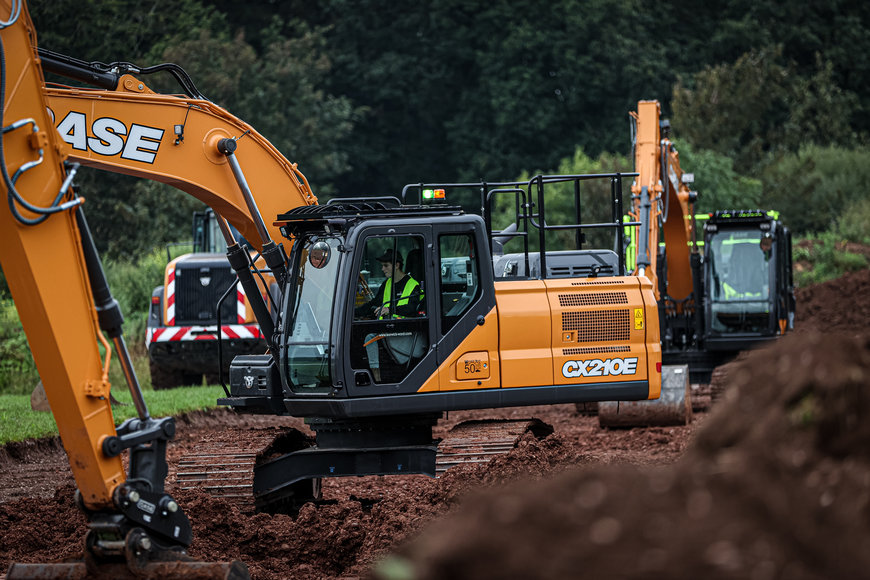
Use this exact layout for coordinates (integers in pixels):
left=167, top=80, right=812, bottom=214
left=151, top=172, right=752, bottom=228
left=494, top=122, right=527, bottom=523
left=594, top=100, right=794, bottom=427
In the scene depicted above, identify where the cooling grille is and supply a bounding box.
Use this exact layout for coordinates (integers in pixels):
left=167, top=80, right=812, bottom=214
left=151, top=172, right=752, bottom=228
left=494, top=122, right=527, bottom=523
left=174, top=265, right=237, bottom=325
left=571, top=280, right=626, bottom=286
left=562, top=345, right=631, bottom=355
left=562, top=310, right=631, bottom=342
left=558, top=292, right=628, bottom=307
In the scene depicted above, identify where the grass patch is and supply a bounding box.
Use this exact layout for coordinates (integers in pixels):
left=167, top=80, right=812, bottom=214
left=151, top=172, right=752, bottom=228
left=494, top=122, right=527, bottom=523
left=794, top=232, right=869, bottom=287
left=0, top=385, right=222, bottom=445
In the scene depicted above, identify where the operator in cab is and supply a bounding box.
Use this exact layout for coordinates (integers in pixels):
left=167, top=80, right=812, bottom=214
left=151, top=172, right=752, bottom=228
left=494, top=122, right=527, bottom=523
left=357, top=249, right=422, bottom=319
left=356, top=249, right=425, bottom=382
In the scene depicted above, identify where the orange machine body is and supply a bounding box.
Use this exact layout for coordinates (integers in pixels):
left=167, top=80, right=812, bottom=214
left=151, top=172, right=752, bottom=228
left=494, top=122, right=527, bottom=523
left=418, top=276, right=660, bottom=399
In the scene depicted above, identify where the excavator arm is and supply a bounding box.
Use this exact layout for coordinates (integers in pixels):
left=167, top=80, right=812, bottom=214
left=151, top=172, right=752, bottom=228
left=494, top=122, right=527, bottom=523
left=0, top=1, right=314, bottom=576
left=629, top=100, right=696, bottom=303
left=43, top=85, right=316, bottom=250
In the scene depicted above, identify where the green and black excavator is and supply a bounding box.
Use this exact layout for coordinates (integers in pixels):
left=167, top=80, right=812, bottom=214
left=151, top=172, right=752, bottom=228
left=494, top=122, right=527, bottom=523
left=626, top=100, right=795, bottom=384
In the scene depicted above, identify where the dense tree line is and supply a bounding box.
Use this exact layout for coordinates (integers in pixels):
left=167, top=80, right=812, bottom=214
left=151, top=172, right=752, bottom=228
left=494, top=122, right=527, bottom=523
left=19, top=0, right=870, bottom=259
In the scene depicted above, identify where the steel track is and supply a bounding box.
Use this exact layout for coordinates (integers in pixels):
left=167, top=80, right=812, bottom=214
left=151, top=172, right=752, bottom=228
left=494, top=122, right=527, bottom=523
left=175, top=418, right=551, bottom=512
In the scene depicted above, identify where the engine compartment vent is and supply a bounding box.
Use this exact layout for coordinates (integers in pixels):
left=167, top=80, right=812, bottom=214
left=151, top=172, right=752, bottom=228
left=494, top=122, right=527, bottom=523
left=558, top=292, right=628, bottom=307
left=562, top=310, right=631, bottom=342
left=562, top=345, right=631, bottom=355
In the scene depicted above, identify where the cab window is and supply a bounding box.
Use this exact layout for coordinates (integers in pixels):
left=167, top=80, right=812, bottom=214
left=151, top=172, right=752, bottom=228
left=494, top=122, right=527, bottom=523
left=439, top=233, right=480, bottom=333
left=350, top=235, right=428, bottom=385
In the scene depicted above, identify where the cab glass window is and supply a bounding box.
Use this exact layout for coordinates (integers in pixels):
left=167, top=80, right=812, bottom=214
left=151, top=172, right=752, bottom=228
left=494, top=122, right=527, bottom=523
left=350, top=235, right=428, bottom=385
left=439, top=233, right=480, bottom=333
left=283, top=236, right=341, bottom=394
left=707, top=228, right=772, bottom=333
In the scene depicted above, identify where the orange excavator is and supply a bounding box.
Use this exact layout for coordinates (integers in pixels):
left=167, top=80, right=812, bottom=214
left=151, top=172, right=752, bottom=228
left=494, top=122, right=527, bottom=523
left=1, top=1, right=663, bottom=576
left=597, top=100, right=794, bottom=426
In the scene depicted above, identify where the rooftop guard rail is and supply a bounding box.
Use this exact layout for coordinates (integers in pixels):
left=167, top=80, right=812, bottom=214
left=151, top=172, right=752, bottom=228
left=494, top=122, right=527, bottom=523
left=401, top=172, right=640, bottom=279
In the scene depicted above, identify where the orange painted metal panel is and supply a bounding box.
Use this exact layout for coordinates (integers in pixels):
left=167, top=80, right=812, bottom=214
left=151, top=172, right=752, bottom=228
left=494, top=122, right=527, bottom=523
left=0, top=2, right=124, bottom=509
left=44, top=87, right=316, bottom=253
left=494, top=280, right=554, bottom=389
left=438, top=309, right=501, bottom=391
left=544, top=277, right=651, bottom=386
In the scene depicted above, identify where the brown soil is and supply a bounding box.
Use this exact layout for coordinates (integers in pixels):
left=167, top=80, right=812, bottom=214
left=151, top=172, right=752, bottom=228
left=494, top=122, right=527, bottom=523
left=389, top=270, right=870, bottom=580
left=1, top=269, right=868, bottom=579
left=0, top=407, right=696, bottom=579
left=794, top=267, right=870, bottom=337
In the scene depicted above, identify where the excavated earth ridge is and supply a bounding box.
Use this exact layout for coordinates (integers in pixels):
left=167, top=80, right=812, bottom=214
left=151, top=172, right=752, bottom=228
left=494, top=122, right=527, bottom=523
left=1, top=268, right=868, bottom=579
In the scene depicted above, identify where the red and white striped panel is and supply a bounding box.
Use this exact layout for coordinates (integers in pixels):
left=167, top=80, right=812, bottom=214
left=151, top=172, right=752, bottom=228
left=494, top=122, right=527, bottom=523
left=146, top=324, right=262, bottom=348
left=237, top=283, right=247, bottom=323
left=166, top=266, right=176, bottom=326
left=164, top=265, right=248, bottom=325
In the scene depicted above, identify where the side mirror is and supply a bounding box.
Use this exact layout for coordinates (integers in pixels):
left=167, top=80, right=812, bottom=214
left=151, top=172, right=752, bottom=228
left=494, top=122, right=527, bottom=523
left=308, top=241, right=331, bottom=269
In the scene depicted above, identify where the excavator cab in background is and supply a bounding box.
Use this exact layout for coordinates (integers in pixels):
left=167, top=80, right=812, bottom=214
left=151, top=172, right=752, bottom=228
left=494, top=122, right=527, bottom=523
left=703, top=209, right=794, bottom=349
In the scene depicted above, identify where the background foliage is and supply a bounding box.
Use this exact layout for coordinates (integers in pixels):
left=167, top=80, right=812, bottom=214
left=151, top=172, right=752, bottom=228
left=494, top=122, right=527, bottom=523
left=1, top=0, right=867, bottom=396
left=16, top=0, right=869, bottom=260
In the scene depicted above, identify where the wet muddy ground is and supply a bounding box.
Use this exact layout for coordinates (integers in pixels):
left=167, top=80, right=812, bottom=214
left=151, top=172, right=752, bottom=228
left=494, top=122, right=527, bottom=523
left=1, top=269, right=868, bottom=579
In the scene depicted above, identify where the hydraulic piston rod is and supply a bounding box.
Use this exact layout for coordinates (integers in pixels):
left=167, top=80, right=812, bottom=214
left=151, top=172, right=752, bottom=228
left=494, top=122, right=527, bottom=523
left=217, top=137, right=289, bottom=285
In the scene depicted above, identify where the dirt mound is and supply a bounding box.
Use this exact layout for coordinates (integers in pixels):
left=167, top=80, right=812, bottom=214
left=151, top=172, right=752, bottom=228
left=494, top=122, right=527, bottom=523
left=709, top=267, right=870, bottom=397
left=0, top=404, right=696, bottom=579
left=181, top=432, right=583, bottom=579
left=795, top=268, right=870, bottom=336
left=384, top=331, right=870, bottom=579
left=0, top=485, right=86, bottom=566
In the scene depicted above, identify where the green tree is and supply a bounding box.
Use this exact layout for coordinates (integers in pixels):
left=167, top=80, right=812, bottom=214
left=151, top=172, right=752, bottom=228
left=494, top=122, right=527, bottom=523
left=761, top=145, right=870, bottom=235
left=672, top=140, right=762, bottom=213
left=487, top=147, right=632, bottom=254
left=307, top=0, right=684, bottom=194
left=671, top=46, right=857, bottom=173
left=153, top=19, right=358, bottom=196
left=30, top=0, right=227, bottom=63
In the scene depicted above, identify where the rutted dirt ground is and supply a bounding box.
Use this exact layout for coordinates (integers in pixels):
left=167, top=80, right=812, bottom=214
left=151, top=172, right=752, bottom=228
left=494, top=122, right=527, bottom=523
left=1, top=268, right=868, bottom=579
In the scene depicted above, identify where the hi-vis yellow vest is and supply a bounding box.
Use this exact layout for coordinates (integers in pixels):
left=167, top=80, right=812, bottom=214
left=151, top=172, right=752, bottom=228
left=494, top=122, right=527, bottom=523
left=380, top=276, right=419, bottom=319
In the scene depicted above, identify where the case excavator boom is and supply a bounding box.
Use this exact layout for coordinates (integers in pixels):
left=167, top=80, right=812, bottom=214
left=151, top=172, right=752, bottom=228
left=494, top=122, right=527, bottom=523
left=0, top=1, right=317, bottom=576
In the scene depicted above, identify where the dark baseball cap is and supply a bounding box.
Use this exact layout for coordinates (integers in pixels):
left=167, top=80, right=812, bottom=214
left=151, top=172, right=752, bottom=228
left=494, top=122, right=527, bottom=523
left=376, top=249, right=403, bottom=265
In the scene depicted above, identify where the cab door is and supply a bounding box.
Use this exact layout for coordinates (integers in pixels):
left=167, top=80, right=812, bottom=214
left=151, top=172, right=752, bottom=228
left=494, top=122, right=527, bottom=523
left=343, top=224, right=438, bottom=397
left=431, top=222, right=500, bottom=392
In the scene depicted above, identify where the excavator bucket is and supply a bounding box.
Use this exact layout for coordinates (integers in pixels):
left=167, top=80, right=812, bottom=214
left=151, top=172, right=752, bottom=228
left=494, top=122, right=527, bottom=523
left=6, top=526, right=249, bottom=580
left=598, top=365, right=692, bottom=427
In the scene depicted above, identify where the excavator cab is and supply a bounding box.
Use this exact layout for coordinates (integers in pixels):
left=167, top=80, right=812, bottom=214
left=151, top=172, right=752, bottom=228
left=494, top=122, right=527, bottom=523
left=703, top=210, right=794, bottom=350
left=276, top=223, right=438, bottom=394
left=232, top=200, right=498, bottom=413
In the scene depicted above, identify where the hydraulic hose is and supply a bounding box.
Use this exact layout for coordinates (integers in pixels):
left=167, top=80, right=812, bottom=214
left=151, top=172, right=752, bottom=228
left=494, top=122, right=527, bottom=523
left=0, top=23, right=82, bottom=225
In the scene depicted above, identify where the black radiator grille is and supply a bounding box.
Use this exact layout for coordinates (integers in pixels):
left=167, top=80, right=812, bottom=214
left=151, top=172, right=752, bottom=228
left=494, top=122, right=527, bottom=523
left=562, top=309, right=631, bottom=342
left=174, top=265, right=238, bottom=325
